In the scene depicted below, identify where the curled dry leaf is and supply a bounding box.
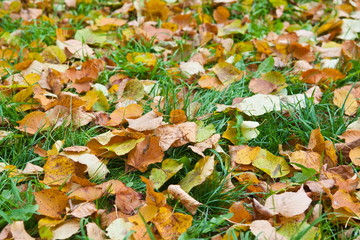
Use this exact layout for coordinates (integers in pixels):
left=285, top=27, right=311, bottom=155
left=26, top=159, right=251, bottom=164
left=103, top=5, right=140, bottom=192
left=1, top=221, right=35, bottom=240
left=168, top=184, right=202, bottom=215
left=264, top=186, right=312, bottom=217
left=188, top=133, right=220, bottom=157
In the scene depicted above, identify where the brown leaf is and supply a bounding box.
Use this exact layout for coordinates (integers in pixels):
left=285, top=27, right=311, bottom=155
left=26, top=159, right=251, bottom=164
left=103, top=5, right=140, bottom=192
left=331, top=189, right=360, bottom=217
left=127, top=135, right=164, bottom=172
left=168, top=185, right=201, bottom=215
left=115, top=187, right=144, bottom=215
left=333, top=87, right=358, bottom=116
left=63, top=39, right=94, bottom=59
left=34, top=188, right=68, bottom=219
left=1, top=221, right=35, bottom=240
left=154, top=124, right=183, bottom=151
left=339, top=129, right=360, bottom=143
left=51, top=219, right=80, bottom=240
left=289, top=42, right=315, bottom=62
left=249, top=78, right=277, bottom=94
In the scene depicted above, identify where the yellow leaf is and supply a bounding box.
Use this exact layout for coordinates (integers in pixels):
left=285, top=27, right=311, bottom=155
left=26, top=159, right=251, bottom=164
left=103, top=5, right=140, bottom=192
left=152, top=207, right=193, bottom=240
left=179, top=156, right=215, bottom=192
left=252, top=149, right=290, bottom=178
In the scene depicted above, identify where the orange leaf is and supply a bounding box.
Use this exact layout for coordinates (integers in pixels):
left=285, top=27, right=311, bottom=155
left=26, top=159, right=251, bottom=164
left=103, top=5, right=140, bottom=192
left=169, top=109, right=187, bottom=124
left=141, top=176, right=167, bottom=207
left=213, top=6, right=230, bottom=24
left=16, top=111, right=51, bottom=135
left=34, top=188, right=68, bottom=219
left=107, top=104, right=143, bottom=126
left=127, top=136, right=164, bottom=172
left=229, top=201, right=253, bottom=223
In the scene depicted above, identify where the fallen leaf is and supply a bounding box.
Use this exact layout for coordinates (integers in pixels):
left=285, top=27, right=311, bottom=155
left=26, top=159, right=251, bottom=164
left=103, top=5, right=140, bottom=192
left=213, top=62, right=243, bottom=86
left=180, top=61, right=205, bottom=78
left=289, top=151, right=322, bottom=172
left=252, top=149, right=290, bottom=178
left=152, top=207, right=193, bottom=240
left=43, top=155, right=82, bottom=185
left=86, top=223, right=106, bottom=240
left=142, top=176, right=167, bottom=207
left=179, top=155, right=215, bottom=192
left=168, top=185, right=202, bottom=214
left=250, top=220, right=286, bottom=240
left=228, top=201, right=253, bottom=223
left=127, top=135, right=164, bottom=172
left=169, top=109, right=187, bottom=124
left=349, top=147, right=360, bottom=165
left=70, top=202, right=97, bottom=218
left=237, top=94, right=281, bottom=116
left=9, top=221, right=35, bottom=240
left=62, top=39, right=94, bottom=59
left=333, top=87, right=358, bottom=116
left=106, top=218, right=134, bottom=240
left=264, top=186, right=312, bottom=217
left=127, top=111, right=164, bottom=131
left=34, top=188, right=68, bottom=219
left=51, top=219, right=80, bottom=240
left=16, top=111, right=51, bottom=135
left=150, top=159, right=183, bottom=189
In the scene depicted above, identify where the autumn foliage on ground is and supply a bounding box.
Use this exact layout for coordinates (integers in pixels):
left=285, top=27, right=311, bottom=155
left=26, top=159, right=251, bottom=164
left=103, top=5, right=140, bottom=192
left=1, top=0, right=360, bottom=239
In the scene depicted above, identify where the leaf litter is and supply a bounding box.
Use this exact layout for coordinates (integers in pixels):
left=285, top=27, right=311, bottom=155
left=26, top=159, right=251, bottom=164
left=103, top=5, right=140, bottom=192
left=0, top=0, right=360, bottom=239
